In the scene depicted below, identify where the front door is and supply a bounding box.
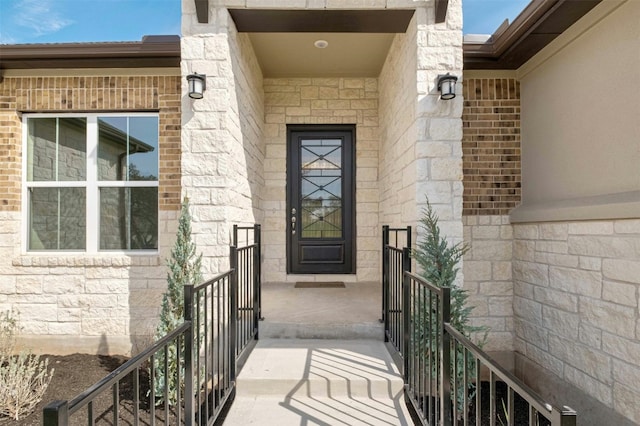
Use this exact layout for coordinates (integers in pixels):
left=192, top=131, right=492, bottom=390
left=287, top=125, right=355, bottom=274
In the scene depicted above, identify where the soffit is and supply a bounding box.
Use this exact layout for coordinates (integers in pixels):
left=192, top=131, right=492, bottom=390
left=230, top=9, right=413, bottom=78
left=463, top=0, right=602, bottom=70
left=249, top=33, right=395, bottom=78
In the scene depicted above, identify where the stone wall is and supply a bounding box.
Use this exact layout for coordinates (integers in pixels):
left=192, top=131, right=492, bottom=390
left=463, top=215, right=514, bottom=351
left=182, top=10, right=266, bottom=275
left=262, top=77, right=379, bottom=282
left=378, top=26, right=417, bottom=229
left=513, top=219, right=640, bottom=422
left=0, top=74, right=181, bottom=355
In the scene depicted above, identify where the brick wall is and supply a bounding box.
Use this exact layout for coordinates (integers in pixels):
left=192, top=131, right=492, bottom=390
left=0, top=73, right=181, bottom=355
left=460, top=76, right=521, bottom=351
left=0, top=75, right=182, bottom=212
left=462, top=78, right=521, bottom=216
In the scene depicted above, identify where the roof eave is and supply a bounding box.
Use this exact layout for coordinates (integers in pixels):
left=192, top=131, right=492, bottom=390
left=463, top=0, right=603, bottom=70
left=0, top=35, right=180, bottom=70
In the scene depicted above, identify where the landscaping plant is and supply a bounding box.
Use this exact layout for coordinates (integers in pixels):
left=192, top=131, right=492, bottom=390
left=412, top=199, right=488, bottom=415
left=0, top=311, right=54, bottom=420
left=153, top=197, right=202, bottom=406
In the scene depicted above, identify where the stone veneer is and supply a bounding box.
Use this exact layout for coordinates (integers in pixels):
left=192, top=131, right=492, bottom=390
left=182, top=0, right=464, bottom=284
left=262, top=77, right=380, bottom=282
left=182, top=18, right=265, bottom=276
left=513, top=219, right=640, bottom=423
left=0, top=74, right=181, bottom=355
left=463, top=215, right=514, bottom=351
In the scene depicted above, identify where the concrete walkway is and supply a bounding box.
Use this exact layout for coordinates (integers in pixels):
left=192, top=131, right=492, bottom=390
left=259, top=281, right=384, bottom=340
left=222, top=339, right=412, bottom=425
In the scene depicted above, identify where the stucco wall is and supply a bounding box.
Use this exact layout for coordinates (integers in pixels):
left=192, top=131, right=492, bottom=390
left=514, top=0, right=640, bottom=222
left=508, top=1, right=640, bottom=422
left=0, top=73, right=181, bottom=355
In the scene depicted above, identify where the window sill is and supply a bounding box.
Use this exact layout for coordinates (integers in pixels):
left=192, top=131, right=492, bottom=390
left=12, top=254, right=162, bottom=268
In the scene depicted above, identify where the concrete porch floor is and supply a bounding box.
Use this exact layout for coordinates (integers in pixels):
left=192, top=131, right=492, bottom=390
left=260, top=281, right=384, bottom=340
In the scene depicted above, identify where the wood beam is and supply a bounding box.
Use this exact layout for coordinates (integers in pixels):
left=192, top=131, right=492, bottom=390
left=435, top=0, right=449, bottom=23
left=194, top=0, right=208, bottom=24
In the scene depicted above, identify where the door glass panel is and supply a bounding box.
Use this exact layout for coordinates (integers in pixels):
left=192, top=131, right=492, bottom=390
left=300, top=138, right=343, bottom=239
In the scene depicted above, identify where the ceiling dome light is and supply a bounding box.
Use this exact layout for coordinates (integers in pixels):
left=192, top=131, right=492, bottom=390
left=314, top=40, right=329, bottom=49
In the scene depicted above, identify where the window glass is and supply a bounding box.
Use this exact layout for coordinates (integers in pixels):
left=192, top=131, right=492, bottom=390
left=98, top=117, right=158, bottom=181
left=29, top=187, right=86, bottom=250
left=27, top=118, right=86, bottom=182
left=100, top=187, right=158, bottom=250
left=25, top=114, right=158, bottom=252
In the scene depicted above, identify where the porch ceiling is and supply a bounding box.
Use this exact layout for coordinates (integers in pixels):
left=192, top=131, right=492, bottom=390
left=248, top=33, right=395, bottom=78
left=231, top=9, right=414, bottom=78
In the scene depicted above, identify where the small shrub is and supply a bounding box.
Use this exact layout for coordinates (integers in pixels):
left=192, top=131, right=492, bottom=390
left=0, top=311, right=54, bottom=420
left=153, top=198, right=202, bottom=406
left=0, top=311, right=17, bottom=358
left=0, top=352, right=54, bottom=420
left=412, top=199, right=488, bottom=414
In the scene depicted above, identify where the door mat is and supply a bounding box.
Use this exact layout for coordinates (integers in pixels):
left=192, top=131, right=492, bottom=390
left=295, top=281, right=345, bottom=288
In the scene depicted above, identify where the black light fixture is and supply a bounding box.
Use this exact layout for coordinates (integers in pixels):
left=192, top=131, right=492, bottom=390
left=186, top=73, right=206, bottom=99
left=437, top=73, right=458, bottom=100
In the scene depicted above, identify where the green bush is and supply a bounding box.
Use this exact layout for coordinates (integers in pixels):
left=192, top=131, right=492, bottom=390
left=412, top=199, right=488, bottom=413
left=153, top=198, right=202, bottom=406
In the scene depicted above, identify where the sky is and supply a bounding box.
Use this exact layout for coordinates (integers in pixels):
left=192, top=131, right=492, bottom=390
left=0, top=0, right=531, bottom=45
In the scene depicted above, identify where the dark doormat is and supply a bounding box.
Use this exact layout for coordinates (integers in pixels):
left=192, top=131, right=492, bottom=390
left=295, top=281, right=345, bottom=288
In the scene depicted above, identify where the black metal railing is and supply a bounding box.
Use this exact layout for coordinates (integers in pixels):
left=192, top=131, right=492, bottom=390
left=382, top=225, right=411, bottom=362
left=381, top=225, right=576, bottom=426
left=232, top=224, right=262, bottom=367
left=43, top=224, right=262, bottom=426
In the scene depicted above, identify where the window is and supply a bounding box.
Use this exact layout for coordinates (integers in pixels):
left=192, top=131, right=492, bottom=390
left=24, top=114, right=159, bottom=252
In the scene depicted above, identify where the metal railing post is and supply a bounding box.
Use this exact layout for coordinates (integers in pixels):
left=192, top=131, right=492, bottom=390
left=406, top=226, right=412, bottom=251
left=183, top=284, right=194, bottom=426
left=382, top=225, right=389, bottom=332
left=402, top=247, right=411, bottom=383
left=229, top=245, right=238, bottom=382
left=255, top=224, right=263, bottom=321
left=43, top=400, right=68, bottom=426
left=253, top=225, right=261, bottom=336
left=233, top=224, right=238, bottom=247
left=441, top=286, right=452, bottom=426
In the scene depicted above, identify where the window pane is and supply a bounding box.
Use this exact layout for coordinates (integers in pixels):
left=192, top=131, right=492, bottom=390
left=98, top=117, right=128, bottom=181
left=98, top=117, right=158, bottom=181
left=129, top=117, right=159, bottom=181
left=100, top=187, right=158, bottom=250
left=29, top=187, right=86, bottom=250
left=27, top=118, right=86, bottom=181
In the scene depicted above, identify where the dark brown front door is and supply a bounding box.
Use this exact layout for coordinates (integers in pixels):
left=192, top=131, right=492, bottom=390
left=287, top=125, right=355, bottom=274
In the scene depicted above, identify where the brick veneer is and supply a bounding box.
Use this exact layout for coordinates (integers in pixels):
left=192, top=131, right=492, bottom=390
left=462, top=78, right=521, bottom=216
left=0, top=75, right=182, bottom=212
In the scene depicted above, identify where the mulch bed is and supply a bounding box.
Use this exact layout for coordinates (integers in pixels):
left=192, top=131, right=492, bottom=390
left=0, top=353, right=181, bottom=426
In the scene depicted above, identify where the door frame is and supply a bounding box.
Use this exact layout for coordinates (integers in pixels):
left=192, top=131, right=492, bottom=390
left=286, top=124, right=357, bottom=274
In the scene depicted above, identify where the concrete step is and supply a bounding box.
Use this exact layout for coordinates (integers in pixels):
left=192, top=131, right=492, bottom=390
left=222, top=339, right=412, bottom=425
left=259, top=320, right=384, bottom=340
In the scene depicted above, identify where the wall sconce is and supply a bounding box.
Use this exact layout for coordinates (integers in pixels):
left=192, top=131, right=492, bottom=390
left=437, top=73, right=458, bottom=100
left=186, top=73, right=206, bottom=99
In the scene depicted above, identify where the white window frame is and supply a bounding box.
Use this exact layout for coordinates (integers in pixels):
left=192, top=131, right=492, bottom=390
left=22, top=113, right=160, bottom=255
